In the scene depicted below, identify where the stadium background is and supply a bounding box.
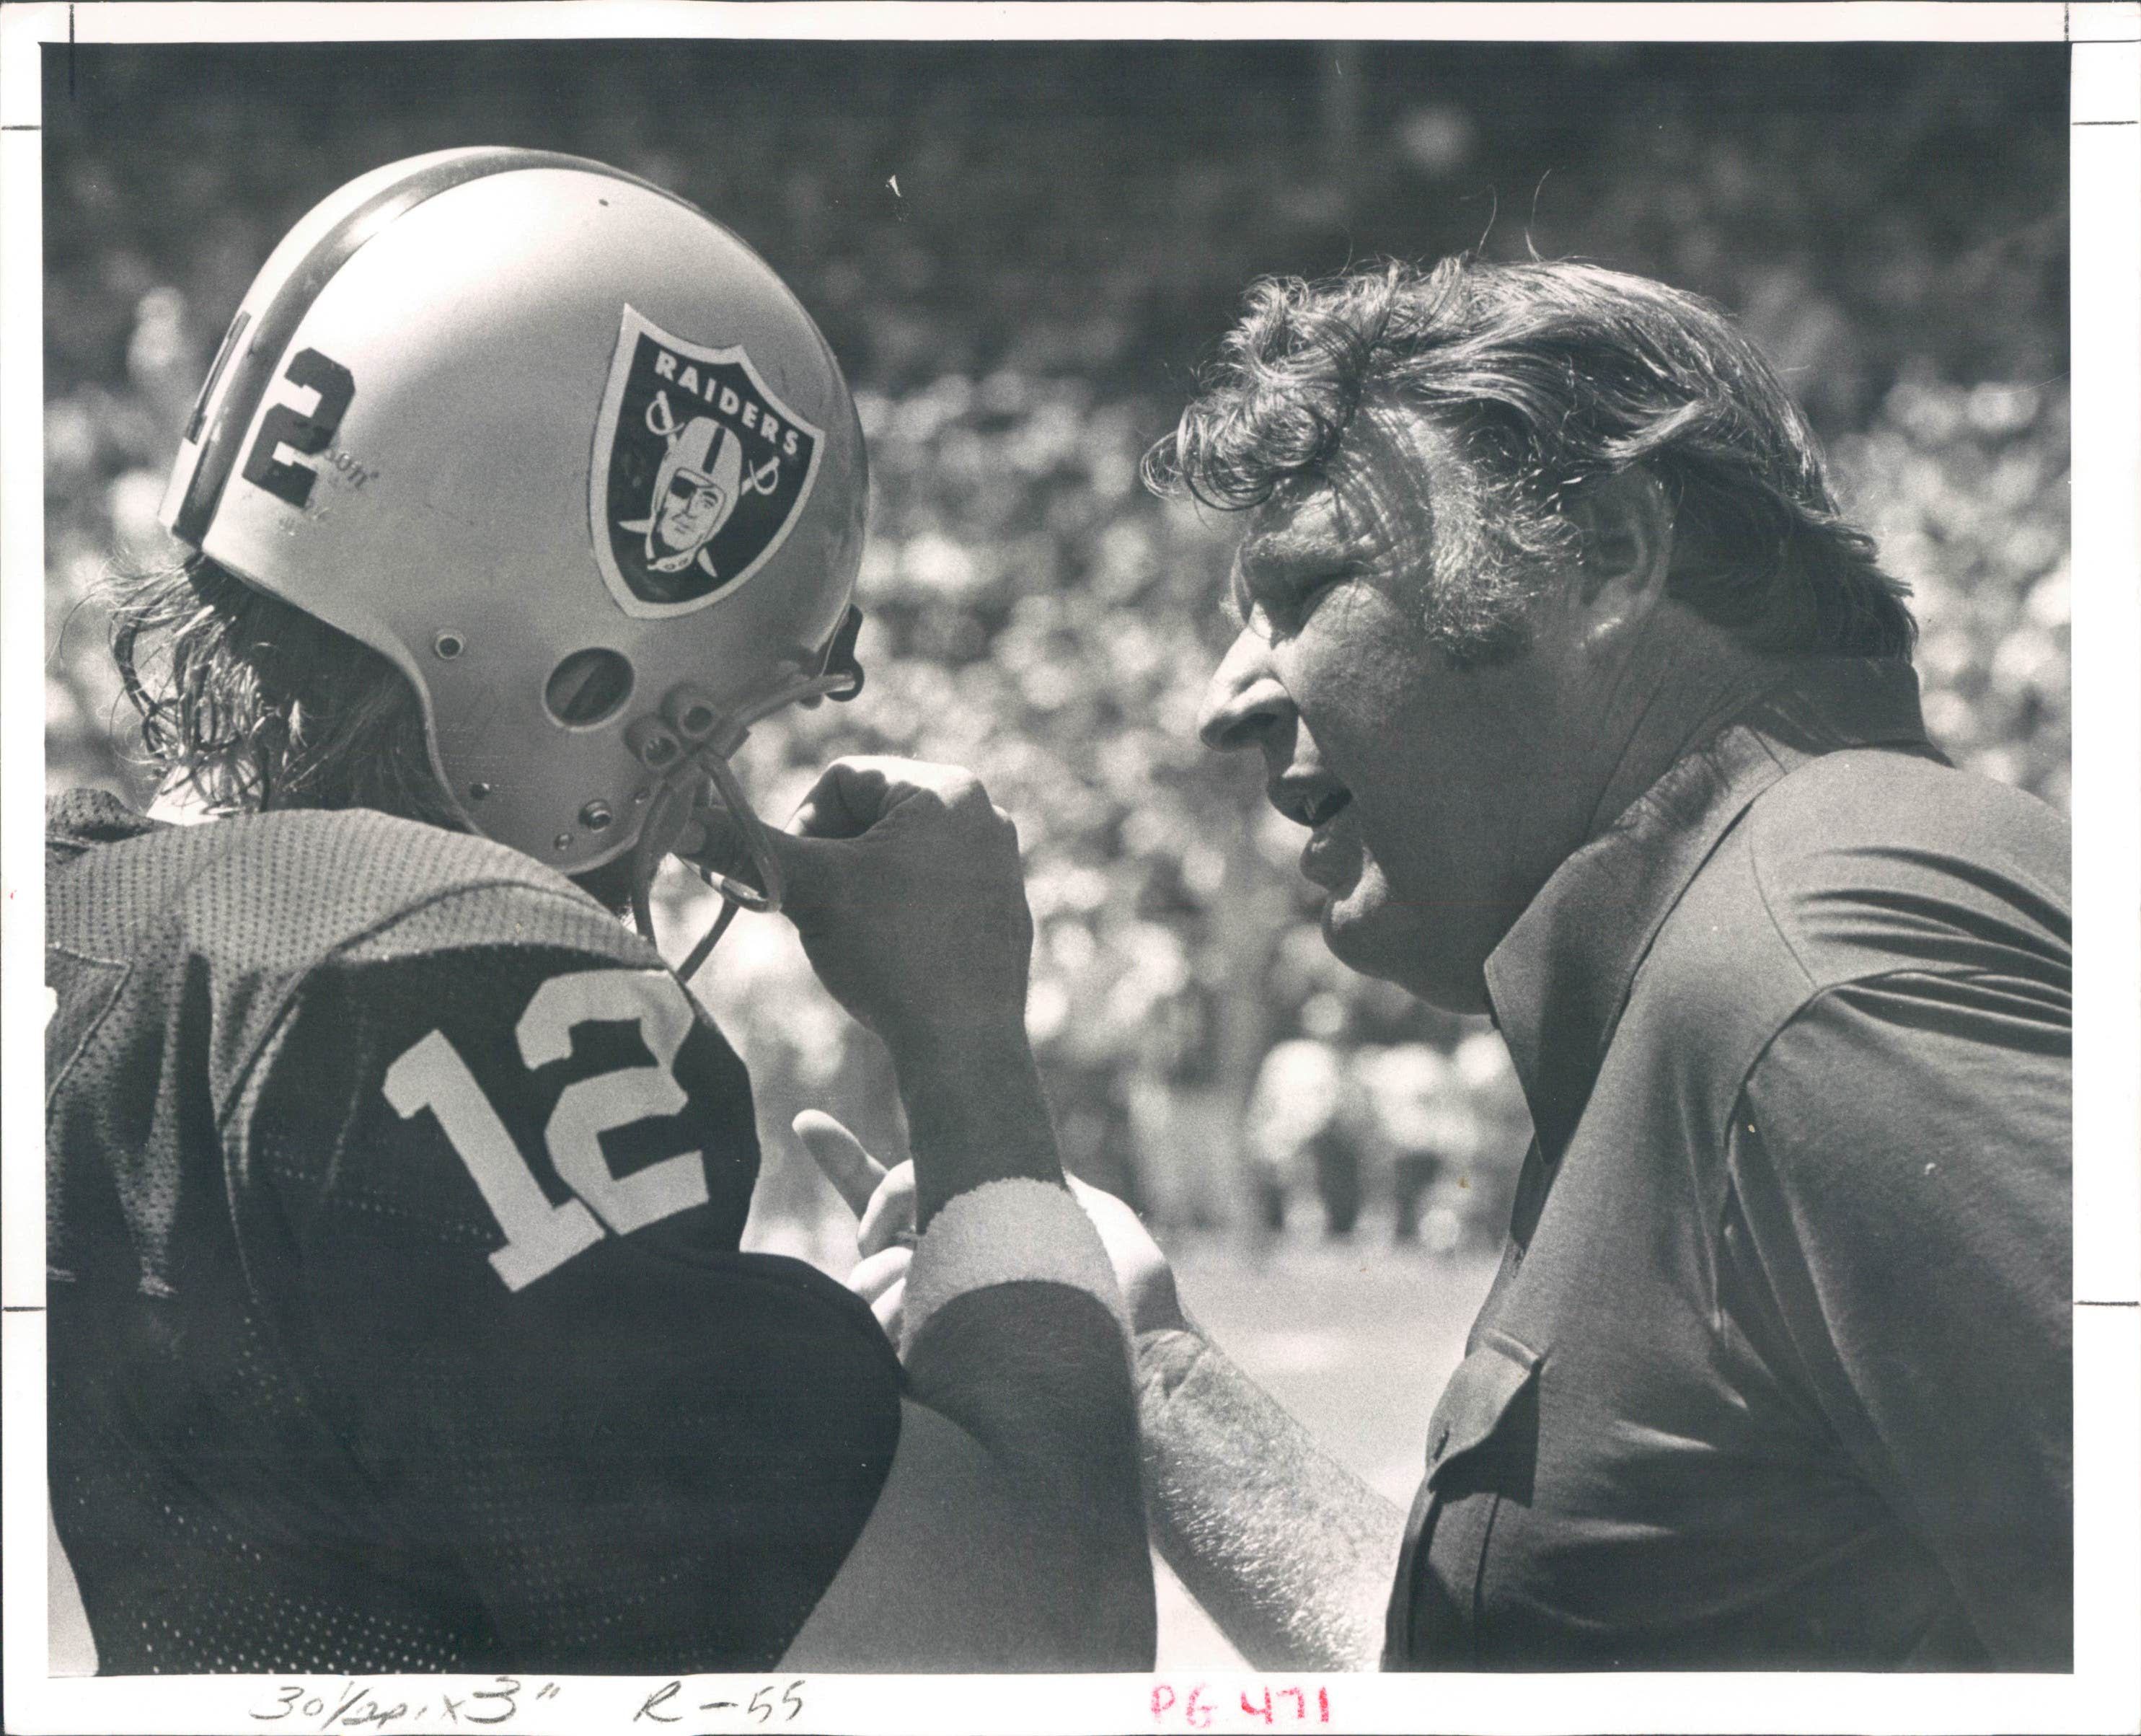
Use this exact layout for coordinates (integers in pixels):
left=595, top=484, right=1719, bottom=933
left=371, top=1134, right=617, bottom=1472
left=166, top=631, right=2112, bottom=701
left=43, top=38, right=2068, bottom=1665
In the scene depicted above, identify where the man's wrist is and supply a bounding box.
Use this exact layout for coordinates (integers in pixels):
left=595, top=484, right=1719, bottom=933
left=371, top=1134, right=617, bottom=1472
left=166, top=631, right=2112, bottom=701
left=886, top=1018, right=1061, bottom=1225
left=880, top=1008, right=1031, bottom=1076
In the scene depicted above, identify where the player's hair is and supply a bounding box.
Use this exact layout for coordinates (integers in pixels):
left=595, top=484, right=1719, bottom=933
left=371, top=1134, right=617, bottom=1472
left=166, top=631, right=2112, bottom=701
left=1146, top=256, right=1915, bottom=667
left=105, top=550, right=464, bottom=827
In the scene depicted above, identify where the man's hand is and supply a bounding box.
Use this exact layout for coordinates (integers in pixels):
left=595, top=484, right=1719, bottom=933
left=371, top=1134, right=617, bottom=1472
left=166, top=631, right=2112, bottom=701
left=767, top=757, right=1033, bottom=1054
left=795, top=1109, right=1191, bottom=1341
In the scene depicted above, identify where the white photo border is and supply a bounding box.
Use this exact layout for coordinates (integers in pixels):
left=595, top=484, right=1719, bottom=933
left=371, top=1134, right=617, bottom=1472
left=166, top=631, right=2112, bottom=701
left=4, top=4, right=2134, bottom=1732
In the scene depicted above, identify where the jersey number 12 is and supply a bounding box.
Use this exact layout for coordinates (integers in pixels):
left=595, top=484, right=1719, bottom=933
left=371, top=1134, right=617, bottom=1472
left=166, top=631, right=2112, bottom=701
left=383, top=969, right=710, bottom=1291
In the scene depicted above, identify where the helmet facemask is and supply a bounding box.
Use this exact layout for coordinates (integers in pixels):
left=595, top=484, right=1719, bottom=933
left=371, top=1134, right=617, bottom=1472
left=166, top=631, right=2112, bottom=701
left=622, top=603, right=865, bottom=977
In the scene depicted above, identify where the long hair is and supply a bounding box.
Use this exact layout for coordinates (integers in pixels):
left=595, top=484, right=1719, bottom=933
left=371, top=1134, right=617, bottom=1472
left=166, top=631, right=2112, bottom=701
left=1147, top=257, right=1915, bottom=666
left=105, top=549, right=464, bottom=827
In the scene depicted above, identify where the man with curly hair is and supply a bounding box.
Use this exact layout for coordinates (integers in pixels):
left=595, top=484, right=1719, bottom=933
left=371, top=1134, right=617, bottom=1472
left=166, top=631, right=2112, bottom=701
left=826, top=256, right=2071, bottom=1671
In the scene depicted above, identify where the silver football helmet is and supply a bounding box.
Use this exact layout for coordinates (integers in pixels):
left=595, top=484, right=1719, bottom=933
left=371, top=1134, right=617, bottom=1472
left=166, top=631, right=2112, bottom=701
left=161, top=147, right=868, bottom=959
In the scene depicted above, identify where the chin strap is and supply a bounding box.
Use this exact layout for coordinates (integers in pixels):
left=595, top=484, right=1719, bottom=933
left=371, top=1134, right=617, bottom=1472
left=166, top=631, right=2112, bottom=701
left=672, top=891, right=742, bottom=982
left=626, top=609, right=865, bottom=979
left=626, top=748, right=777, bottom=979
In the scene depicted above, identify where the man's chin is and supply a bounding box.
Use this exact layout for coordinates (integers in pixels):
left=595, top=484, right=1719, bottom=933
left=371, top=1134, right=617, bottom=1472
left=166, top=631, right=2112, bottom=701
left=1319, top=890, right=1491, bottom=1015
left=1317, top=886, right=1412, bottom=982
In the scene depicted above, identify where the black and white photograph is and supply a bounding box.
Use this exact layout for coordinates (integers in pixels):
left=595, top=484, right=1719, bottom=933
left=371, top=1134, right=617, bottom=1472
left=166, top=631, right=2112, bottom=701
left=6, top=4, right=2137, bottom=1732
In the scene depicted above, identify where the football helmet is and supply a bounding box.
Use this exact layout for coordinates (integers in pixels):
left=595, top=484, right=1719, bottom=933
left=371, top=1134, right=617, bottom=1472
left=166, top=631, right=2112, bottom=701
left=161, top=147, right=866, bottom=955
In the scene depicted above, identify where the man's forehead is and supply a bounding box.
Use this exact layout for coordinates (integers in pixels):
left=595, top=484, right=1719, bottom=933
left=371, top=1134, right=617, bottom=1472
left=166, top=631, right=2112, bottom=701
left=1233, top=412, right=1444, bottom=576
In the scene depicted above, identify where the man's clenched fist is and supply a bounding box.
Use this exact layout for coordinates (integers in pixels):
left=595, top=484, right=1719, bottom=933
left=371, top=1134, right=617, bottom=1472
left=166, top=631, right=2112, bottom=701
left=767, top=756, right=1034, bottom=1056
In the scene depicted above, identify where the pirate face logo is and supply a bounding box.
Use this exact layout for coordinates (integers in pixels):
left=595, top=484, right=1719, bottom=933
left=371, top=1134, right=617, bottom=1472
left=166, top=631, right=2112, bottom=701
left=628, top=410, right=743, bottom=576
left=589, top=307, right=824, bottom=615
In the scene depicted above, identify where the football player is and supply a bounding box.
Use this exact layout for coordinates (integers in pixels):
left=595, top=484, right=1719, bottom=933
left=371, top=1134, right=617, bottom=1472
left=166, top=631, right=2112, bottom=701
left=46, top=149, right=1152, bottom=1675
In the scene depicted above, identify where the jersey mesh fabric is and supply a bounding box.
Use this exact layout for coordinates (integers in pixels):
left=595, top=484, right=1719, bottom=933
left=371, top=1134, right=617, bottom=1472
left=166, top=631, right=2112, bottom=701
left=46, top=792, right=901, bottom=1674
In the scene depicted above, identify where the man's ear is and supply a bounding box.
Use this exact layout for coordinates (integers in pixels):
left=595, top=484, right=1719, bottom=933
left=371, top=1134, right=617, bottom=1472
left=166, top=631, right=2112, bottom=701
left=1565, top=468, right=1674, bottom=644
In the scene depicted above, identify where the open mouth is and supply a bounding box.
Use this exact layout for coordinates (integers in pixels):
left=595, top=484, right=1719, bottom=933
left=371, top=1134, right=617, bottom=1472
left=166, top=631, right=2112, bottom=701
left=1302, top=788, right=1351, bottom=831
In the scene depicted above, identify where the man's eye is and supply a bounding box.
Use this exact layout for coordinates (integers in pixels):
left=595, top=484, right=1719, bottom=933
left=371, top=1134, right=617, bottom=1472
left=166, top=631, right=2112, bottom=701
left=1260, top=573, right=1343, bottom=634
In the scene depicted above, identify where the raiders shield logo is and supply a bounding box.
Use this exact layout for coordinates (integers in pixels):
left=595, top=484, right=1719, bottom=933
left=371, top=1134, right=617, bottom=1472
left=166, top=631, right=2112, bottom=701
left=588, top=307, right=824, bottom=616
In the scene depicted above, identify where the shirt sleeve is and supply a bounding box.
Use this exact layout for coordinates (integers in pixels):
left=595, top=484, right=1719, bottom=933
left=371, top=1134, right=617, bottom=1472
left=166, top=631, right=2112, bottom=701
left=1723, top=968, right=2071, bottom=1669
left=228, top=935, right=903, bottom=1672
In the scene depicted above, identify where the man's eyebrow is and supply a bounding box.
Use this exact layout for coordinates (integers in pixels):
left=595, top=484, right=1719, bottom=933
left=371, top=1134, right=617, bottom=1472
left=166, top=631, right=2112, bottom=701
left=1236, top=519, right=1361, bottom=587
left=1237, top=516, right=1320, bottom=577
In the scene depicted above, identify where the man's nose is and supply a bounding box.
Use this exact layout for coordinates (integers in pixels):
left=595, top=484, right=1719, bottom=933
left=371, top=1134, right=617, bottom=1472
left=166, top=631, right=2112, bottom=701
left=1198, top=631, right=1294, bottom=754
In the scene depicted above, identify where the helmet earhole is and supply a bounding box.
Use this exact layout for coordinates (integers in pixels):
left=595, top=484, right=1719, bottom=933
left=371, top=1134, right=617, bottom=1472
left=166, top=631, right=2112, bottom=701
left=545, top=648, right=635, bottom=727
left=433, top=631, right=466, bottom=661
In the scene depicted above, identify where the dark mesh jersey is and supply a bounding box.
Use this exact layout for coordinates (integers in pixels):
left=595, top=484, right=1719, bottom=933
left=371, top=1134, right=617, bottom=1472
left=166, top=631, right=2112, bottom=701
left=45, top=791, right=901, bottom=1675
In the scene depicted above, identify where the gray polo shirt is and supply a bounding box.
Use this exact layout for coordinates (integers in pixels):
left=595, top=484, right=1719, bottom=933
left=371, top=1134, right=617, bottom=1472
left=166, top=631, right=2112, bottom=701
left=1385, top=658, right=2071, bottom=1670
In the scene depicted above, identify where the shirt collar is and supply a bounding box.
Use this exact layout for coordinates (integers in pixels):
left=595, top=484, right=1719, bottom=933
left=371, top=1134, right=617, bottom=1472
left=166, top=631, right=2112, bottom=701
left=1482, top=656, right=1935, bottom=1163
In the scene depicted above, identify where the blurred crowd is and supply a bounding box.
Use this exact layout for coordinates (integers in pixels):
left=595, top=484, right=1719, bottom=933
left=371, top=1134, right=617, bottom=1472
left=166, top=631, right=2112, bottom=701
left=42, top=40, right=2069, bottom=1263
